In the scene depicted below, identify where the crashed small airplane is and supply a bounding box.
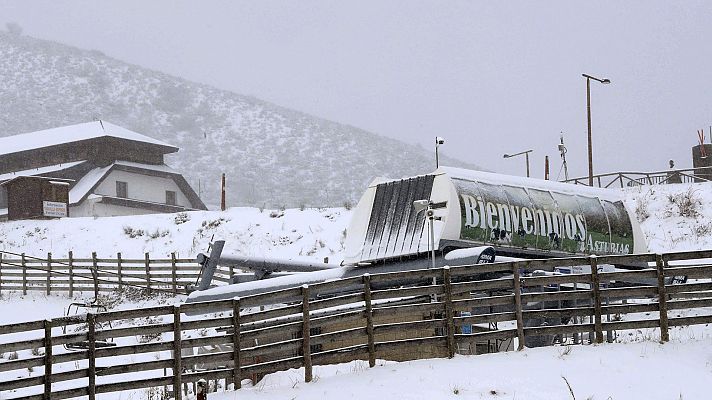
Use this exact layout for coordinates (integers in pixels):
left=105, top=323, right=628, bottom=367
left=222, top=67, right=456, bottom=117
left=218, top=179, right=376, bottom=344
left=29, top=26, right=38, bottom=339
left=185, top=167, right=647, bottom=307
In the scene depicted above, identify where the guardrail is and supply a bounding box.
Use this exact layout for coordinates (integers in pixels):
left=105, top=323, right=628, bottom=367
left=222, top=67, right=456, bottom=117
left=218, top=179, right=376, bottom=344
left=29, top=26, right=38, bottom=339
left=562, top=166, right=712, bottom=188
left=1, top=250, right=712, bottom=399
left=0, top=251, right=226, bottom=296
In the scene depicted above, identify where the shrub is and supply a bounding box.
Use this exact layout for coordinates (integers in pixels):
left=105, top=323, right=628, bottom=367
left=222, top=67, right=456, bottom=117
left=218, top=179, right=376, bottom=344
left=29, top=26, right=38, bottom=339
left=668, top=187, right=701, bottom=218
left=173, top=212, right=190, bottom=225
left=123, top=226, right=145, bottom=238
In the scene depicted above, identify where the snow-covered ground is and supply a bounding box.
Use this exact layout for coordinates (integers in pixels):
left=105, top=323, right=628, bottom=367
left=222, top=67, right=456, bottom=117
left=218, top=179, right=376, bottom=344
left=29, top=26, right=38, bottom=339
left=0, top=207, right=351, bottom=261
left=2, top=182, right=712, bottom=399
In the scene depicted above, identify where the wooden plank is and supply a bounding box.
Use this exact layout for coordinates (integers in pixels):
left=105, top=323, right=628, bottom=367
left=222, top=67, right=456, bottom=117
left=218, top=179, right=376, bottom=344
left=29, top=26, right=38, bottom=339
left=667, top=281, right=712, bottom=294
left=88, top=312, right=96, bottom=400
left=92, top=252, right=99, bottom=297
left=46, top=253, right=51, bottom=296
left=0, top=319, right=45, bottom=334
left=668, top=314, right=712, bottom=327
left=663, top=249, right=712, bottom=261
left=513, top=262, right=525, bottom=350
left=22, top=253, right=27, bottom=295
left=171, top=252, right=178, bottom=294
left=667, top=298, right=712, bottom=310
left=455, top=294, right=514, bottom=309
left=68, top=251, right=74, bottom=297
left=442, top=267, right=455, bottom=358
left=363, top=274, right=376, bottom=367
left=302, top=285, right=312, bottom=383
left=450, top=277, right=514, bottom=294
left=449, top=261, right=515, bottom=276
left=43, top=320, right=52, bottom=400
left=173, top=306, right=182, bottom=400
left=522, top=273, right=591, bottom=287
left=0, top=355, right=45, bottom=373
left=371, top=284, right=444, bottom=301
left=589, top=256, right=604, bottom=343
left=656, top=254, right=670, bottom=342
left=117, top=252, right=123, bottom=291
left=232, top=298, right=242, bottom=389
left=145, top=252, right=151, bottom=293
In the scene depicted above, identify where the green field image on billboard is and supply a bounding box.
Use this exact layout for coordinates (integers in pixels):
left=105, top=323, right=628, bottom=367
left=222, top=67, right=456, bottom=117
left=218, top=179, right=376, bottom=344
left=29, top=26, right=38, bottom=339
left=453, top=178, right=634, bottom=255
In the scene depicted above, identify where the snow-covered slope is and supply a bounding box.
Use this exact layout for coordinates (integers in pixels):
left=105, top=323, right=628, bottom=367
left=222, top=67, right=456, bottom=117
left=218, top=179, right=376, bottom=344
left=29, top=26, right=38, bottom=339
left=622, top=182, right=712, bottom=253
left=0, top=207, right=351, bottom=261
left=0, top=30, right=480, bottom=208
left=1, top=181, right=710, bottom=260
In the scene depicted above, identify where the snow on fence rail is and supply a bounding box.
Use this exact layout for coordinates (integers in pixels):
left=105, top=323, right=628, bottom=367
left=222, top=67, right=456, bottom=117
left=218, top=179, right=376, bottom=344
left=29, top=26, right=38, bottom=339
left=0, top=251, right=227, bottom=296
left=2, top=250, right=712, bottom=399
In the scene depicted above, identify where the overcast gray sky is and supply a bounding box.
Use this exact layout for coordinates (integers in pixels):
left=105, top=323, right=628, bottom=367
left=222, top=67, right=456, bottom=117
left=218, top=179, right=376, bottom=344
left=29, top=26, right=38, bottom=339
left=2, top=1, right=711, bottom=180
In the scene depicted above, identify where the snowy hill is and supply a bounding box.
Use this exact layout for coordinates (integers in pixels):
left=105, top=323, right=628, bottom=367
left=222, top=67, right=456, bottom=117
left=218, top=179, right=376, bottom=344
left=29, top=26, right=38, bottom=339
left=0, top=29, right=479, bottom=208
left=1, top=181, right=711, bottom=261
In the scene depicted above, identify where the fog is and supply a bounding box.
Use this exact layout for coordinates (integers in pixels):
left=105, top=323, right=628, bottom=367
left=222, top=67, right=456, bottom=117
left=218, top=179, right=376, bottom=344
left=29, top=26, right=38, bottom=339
left=3, top=0, right=711, bottom=179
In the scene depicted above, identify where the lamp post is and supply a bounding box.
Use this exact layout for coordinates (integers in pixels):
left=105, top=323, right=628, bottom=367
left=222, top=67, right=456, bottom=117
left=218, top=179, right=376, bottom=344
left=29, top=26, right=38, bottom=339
left=503, top=149, right=533, bottom=177
left=582, top=73, right=611, bottom=186
left=435, top=137, right=445, bottom=169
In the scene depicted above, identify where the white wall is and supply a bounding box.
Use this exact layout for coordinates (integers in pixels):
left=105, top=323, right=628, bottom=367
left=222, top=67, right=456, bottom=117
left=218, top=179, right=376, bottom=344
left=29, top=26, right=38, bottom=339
left=94, top=170, right=191, bottom=207
left=70, top=197, right=157, bottom=218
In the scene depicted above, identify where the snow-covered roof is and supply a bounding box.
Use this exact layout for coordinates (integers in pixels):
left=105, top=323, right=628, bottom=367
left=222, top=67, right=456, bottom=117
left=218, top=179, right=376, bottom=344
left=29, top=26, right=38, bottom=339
left=0, top=160, right=86, bottom=182
left=114, top=160, right=178, bottom=174
left=0, top=121, right=176, bottom=156
left=440, top=166, right=623, bottom=200
left=69, top=164, right=112, bottom=204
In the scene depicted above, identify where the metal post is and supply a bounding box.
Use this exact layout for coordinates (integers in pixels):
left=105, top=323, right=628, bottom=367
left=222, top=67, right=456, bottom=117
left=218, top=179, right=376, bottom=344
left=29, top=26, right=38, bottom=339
left=429, top=211, right=436, bottom=270
left=525, top=151, right=530, bottom=178
left=586, top=76, right=593, bottom=186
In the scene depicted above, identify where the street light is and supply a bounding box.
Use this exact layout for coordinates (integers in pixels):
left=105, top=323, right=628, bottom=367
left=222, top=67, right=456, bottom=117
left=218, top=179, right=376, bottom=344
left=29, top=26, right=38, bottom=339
left=435, top=137, right=445, bottom=168
left=503, top=149, right=533, bottom=177
left=582, top=73, right=611, bottom=186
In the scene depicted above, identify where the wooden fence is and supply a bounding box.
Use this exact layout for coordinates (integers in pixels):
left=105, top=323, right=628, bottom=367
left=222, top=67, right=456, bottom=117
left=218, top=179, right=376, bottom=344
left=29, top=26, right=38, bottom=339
left=0, top=251, right=226, bottom=296
left=562, top=166, right=712, bottom=188
left=1, top=250, right=712, bottom=399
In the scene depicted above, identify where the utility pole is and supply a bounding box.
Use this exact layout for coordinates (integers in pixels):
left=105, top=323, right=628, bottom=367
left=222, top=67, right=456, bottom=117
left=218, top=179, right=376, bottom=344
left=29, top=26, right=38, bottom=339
left=220, top=173, right=226, bottom=211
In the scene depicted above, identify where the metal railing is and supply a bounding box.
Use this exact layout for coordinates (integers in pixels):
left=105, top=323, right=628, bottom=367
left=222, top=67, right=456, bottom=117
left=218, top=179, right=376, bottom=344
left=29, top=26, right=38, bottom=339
left=562, top=166, right=712, bottom=188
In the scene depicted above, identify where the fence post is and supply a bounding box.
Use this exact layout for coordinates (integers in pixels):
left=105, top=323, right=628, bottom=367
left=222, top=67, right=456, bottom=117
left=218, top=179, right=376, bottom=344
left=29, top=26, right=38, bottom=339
left=0, top=252, right=4, bottom=294
left=46, top=252, right=53, bottom=296
left=67, top=250, right=74, bottom=298
left=117, top=252, right=123, bottom=291
left=512, top=262, right=525, bottom=350
left=88, top=312, right=96, bottom=400
left=43, top=319, right=53, bottom=400
left=656, top=254, right=670, bottom=342
left=171, top=252, right=178, bottom=295
left=362, top=273, right=376, bottom=367
left=91, top=252, right=99, bottom=298
left=68, top=251, right=74, bottom=298
left=589, top=256, right=604, bottom=344
left=144, top=252, right=151, bottom=293
left=301, top=285, right=312, bottom=383
left=22, top=253, right=27, bottom=295
left=442, top=267, right=455, bottom=358
left=232, top=298, right=242, bottom=389
left=173, top=306, right=182, bottom=400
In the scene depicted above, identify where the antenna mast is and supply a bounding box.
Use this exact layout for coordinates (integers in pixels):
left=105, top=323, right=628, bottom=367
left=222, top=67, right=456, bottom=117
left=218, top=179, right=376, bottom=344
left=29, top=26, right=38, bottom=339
left=558, top=133, right=569, bottom=181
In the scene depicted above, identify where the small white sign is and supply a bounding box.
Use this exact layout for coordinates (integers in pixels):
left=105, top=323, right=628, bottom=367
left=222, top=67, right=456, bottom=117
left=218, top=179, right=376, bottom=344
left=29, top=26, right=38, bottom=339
left=43, top=201, right=67, bottom=218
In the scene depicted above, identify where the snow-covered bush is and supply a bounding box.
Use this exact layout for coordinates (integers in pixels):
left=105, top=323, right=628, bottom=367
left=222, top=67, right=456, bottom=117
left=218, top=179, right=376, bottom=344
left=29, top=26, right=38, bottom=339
left=173, top=212, right=190, bottom=225
left=667, top=187, right=701, bottom=218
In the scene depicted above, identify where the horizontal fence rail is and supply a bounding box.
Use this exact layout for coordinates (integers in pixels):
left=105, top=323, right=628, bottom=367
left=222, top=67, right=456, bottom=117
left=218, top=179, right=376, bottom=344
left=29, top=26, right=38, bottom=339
left=0, top=251, right=218, bottom=296
left=562, top=166, right=712, bottom=188
left=1, top=249, right=712, bottom=399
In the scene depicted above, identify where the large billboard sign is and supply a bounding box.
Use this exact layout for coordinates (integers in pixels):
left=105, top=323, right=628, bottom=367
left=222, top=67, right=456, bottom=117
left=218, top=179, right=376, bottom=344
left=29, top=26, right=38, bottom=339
left=453, top=178, right=633, bottom=255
